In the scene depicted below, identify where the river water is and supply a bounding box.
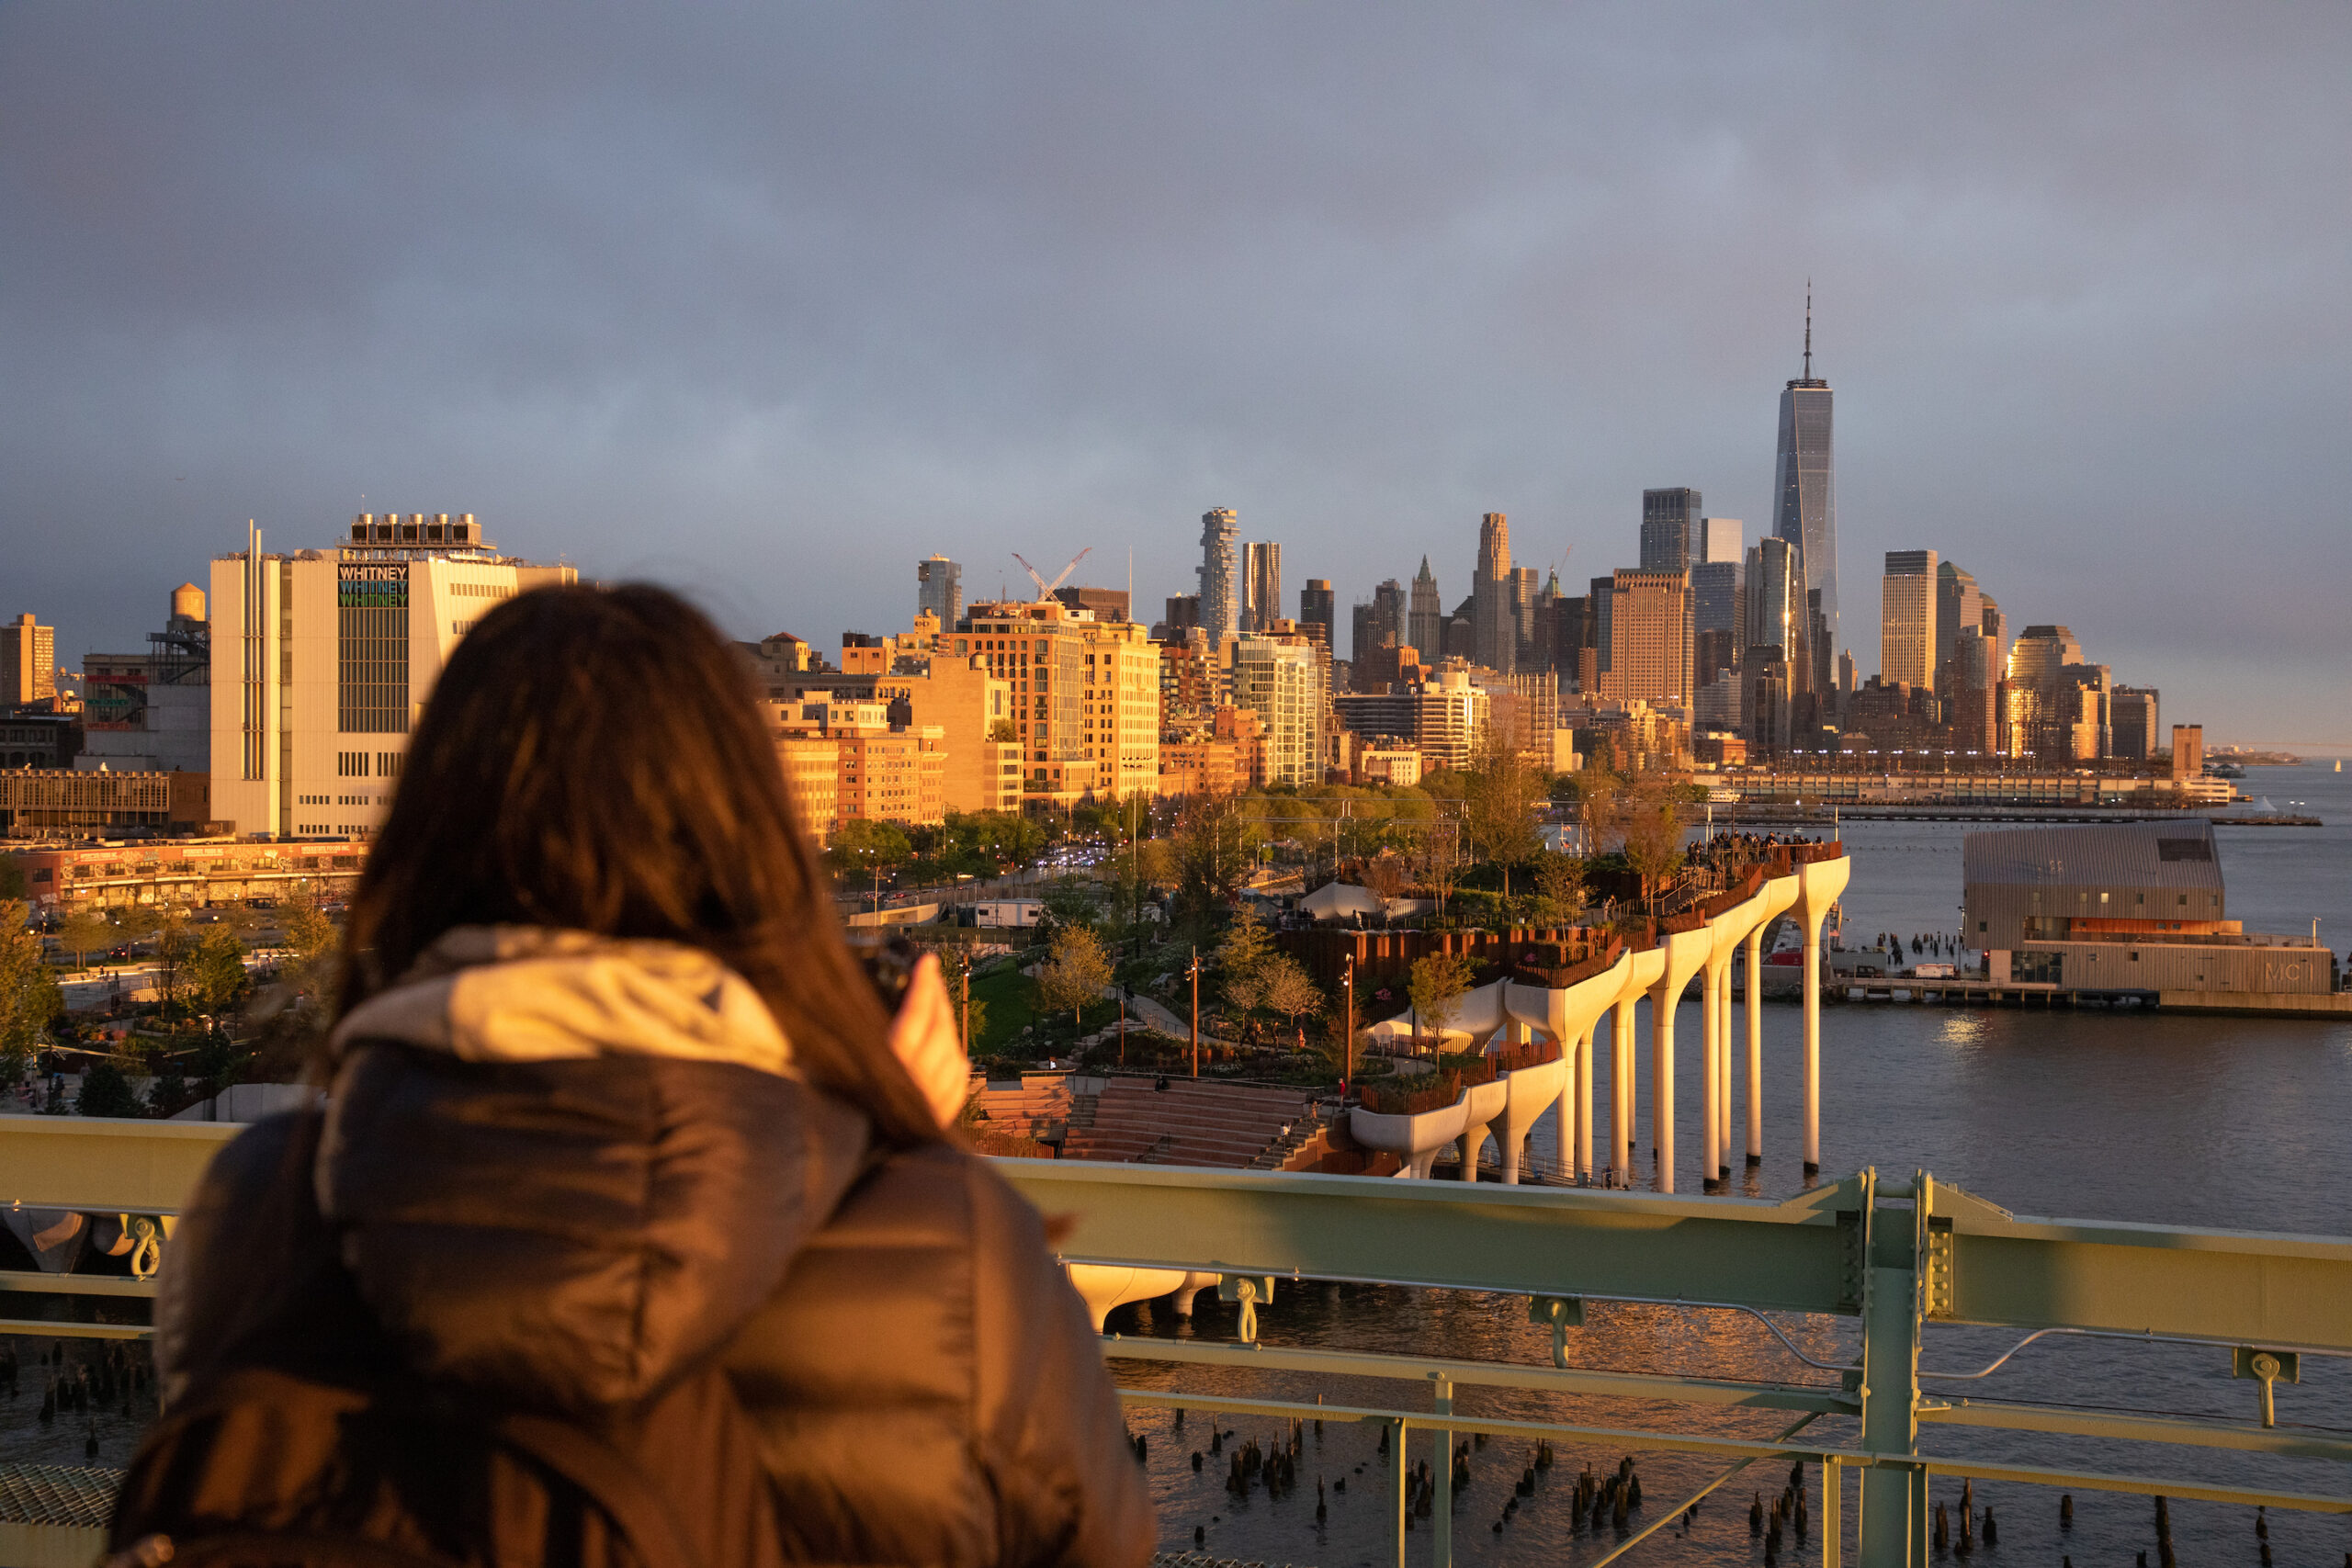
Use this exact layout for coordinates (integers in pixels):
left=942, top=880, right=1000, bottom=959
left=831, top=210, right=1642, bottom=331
left=6, top=771, right=2346, bottom=1564
left=1119, top=762, right=2352, bottom=1567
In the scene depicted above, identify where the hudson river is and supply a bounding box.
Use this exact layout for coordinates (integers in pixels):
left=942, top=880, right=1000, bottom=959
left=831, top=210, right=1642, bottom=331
left=1121, top=761, right=2352, bottom=1567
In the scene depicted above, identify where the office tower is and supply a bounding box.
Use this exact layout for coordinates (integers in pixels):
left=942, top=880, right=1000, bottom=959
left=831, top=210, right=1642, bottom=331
left=1471, top=513, right=1514, bottom=673
left=1351, top=601, right=1385, bottom=664
left=1241, top=541, right=1282, bottom=633
left=209, top=516, right=576, bottom=839
left=2001, top=625, right=2086, bottom=760
left=1696, top=516, right=1743, bottom=566
left=1640, top=489, right=1702, bottom=572
left=1198, top=508, right=1239, bottom=639
left=916, top=555, right=963, bottom=627
left=1298, top=579, right=1335, bottom=649
left=1946, top=628, right=1998, bottom=754
left=1934, top=562, right=1984, bottom=678
left=1599, top=570, right=1691, bottom=706
left=1162, top=594, right=1201, bottom=635
left=1880, top=549, right=1939, bottom=691
left=3, top=614, right=57, bottom=708
left=1589, top=575, right=1615, bottom=682
left=1976, top=595, right=2008, bottom=676
left=1743, top=536, right=1806, bottom=684
left=1509, top=565, right=1540, bottom=669
left=1371, top=578, right=1408, bottom=649
left=2112, top=687, right=2160, bottom=761
left=1531, top=570, right=1562, bottom=673
left=1408, top=557, right=1442, bottom=655
left=1553, top=594, right=1595, bottom=694
left=1774, top=293, right=1838, bottom=665
left=1227, top=633, right=1325, bottom=786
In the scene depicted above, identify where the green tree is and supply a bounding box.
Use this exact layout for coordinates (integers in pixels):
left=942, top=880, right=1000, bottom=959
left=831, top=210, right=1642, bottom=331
left=58, top=908, right=111, bottom=970
left=827, top=818, right=914, bottom=888
left=1035, top=925, right=1113, bottom=1034
left=77, top=1060, right=143, bottom=1119
left=1258, top=954, right=1324, bottom=1038
left=0, top=900, right=63, bottom=1081
left=1407, top=951, right=1475, bottom=1046
left=1214, top=907, right=1274, bottom=1009
left=1529, top=852, right=1588, bottom=928
left=1171, top=796, right=1260, bottom=926
left=1464, top=743, right=1545, bottom=897
left=1040, top=876, right=1102, bottom=934
left=1620, top=775, right=1688, bottom=906
left=188, top=924, right=251, bottom=1015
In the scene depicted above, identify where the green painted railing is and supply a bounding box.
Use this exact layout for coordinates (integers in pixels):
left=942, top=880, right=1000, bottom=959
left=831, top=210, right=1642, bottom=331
left=2, top=1119, right=2348, bottom=1565
left=1001, top=1159, right=2352, bottom=1568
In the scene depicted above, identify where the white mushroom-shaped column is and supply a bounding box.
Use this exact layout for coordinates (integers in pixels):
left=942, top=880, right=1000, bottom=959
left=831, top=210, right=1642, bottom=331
left=1744, top=873, right=1803, bottom=1167
left=1453, top=1075, right=1512, bottom=1181
left=1350, top=1096, right=1472, bottom=1179
left=1648, top=926, right=1713, bottom=1194
left=1702, top=883, right=1775, bottom=1190
left=1065, top=1264, right=1194, bottom=1332
left=1791, top=852, right=1852, bottom=1173
left=1606, top=944, right=1667, bottom=1184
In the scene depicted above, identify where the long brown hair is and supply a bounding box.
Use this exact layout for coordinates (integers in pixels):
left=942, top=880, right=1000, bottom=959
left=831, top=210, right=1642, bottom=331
left=335, top=582, right=937, bottom=1146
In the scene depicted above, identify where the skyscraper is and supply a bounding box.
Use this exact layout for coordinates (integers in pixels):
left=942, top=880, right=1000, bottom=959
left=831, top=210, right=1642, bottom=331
left=1199, top=508, right=1239, bottom=640
left=1880, top=549, right=1938, bottom=691
left=916, top=555, right=962, bottom=627
left=1932, top=563, right=1984, bottom=687
left=1695, top=517, right=1743, bottom=566
left=1640, top=489, right=1702, bottom=573
left=1774, top=293, right=1838, bottom=675
left=1241, top=540, right=1282, bottom=633
left=1298, top=579, right=1335, bottom=649
left=1371, top=578, right=1407, bottom=649
left=1599, top=569, right=1692, bottom=706
left=1408, top=557, right=1442, bottom=656
left=1472, top=512, right=1514, bottom=673
left=2, top=613, right=56, bottom=707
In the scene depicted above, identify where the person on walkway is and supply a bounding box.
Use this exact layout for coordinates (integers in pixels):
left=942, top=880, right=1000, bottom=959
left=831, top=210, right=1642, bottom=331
left=111, top=584, right=1152, bottom=1568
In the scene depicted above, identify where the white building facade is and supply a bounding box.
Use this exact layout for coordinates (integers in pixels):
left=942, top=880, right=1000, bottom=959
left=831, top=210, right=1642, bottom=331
left=208, top=515, right=576, bottom=840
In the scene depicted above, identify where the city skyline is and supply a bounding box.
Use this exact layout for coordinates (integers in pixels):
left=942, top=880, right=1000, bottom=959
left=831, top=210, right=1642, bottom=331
left=5, top=6, right=2347, bottom=745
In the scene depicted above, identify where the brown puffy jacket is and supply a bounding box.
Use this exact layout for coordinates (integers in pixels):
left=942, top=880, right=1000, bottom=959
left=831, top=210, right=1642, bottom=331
left=115, top=931, right=1155, bottom=1568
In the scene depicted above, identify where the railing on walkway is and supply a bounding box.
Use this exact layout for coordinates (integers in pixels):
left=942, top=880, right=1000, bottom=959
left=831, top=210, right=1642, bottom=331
left=3, top=1120, right=2349, bottom=1566
left=1000, top=1159, right=2352, bottom=1568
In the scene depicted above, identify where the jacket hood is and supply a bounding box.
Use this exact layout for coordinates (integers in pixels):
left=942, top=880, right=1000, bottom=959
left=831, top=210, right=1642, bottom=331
left=318, top=926, right=871, bottom=1415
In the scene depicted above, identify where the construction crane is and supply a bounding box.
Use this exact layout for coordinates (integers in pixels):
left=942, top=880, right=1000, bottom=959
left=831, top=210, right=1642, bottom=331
left=1011, top=547, right=1091, bottom=602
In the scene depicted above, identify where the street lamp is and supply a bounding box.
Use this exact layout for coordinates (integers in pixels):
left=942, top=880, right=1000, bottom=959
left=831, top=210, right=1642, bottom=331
left=1188, top=946, right=1202, bottom=1079
left=1340, top=953, right=1354, bottom=1100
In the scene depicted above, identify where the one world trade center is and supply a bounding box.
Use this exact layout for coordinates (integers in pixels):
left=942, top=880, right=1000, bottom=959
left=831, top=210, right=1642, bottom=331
left=1774, top=291, right=1837, bottom=699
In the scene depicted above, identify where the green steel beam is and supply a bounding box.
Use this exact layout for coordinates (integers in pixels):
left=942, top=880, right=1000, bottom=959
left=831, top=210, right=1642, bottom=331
left=1012, top=1160, right=1864, bottom=1314
left=0, top=1270, right=155, bottom=1297
left=0, top=1116, right=236, bottom=1213
left=1921, top=1398, right=2352, bottom=1463
left=0, top=1318, right=150, bottom=1340
left=1107, top=1387, right=2352, bottom=1515
left=1099, top=1333, right=1853, bottom=1414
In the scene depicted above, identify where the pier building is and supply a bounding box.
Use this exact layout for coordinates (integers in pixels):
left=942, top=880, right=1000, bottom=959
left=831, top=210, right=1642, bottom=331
left=1964, top=819, right=2338, bottom=1002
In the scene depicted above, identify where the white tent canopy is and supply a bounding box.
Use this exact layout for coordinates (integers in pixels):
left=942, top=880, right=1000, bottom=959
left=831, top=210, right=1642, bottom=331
left=1301, top=880, right=1423, bottom=923
left=1362, top=976, right=1557, bottom=1050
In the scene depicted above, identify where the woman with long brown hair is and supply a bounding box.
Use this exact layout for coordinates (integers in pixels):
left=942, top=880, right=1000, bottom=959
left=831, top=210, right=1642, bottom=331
left=112, top=584, right=1152, bottom=1568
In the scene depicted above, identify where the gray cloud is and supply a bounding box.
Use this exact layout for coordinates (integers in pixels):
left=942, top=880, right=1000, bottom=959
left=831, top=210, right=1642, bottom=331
left=4, top=2, right=2346, bottom=740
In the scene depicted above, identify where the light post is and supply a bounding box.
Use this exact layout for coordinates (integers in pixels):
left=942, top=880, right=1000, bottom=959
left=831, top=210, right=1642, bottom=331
left=1188, top=946, right=1202, bottom=1078
left=1340, top=953, right=1354, bottom=1099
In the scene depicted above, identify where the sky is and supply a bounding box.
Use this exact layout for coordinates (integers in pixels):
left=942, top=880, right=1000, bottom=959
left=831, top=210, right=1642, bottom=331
left=4, top=4, right=2347, bottom=747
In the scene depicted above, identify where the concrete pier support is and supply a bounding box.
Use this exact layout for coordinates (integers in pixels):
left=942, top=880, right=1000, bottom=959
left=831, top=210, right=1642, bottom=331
left=1649, top=927, right=1713, bottom=1194
left=1574, top=1021, right=1595, bottom=1178
left=1749, top=874, right=1802, bottom=1167
left=1791, top=856, right=1852, bottom=1174
left=1610, top=946, right=1664, bottom=1185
